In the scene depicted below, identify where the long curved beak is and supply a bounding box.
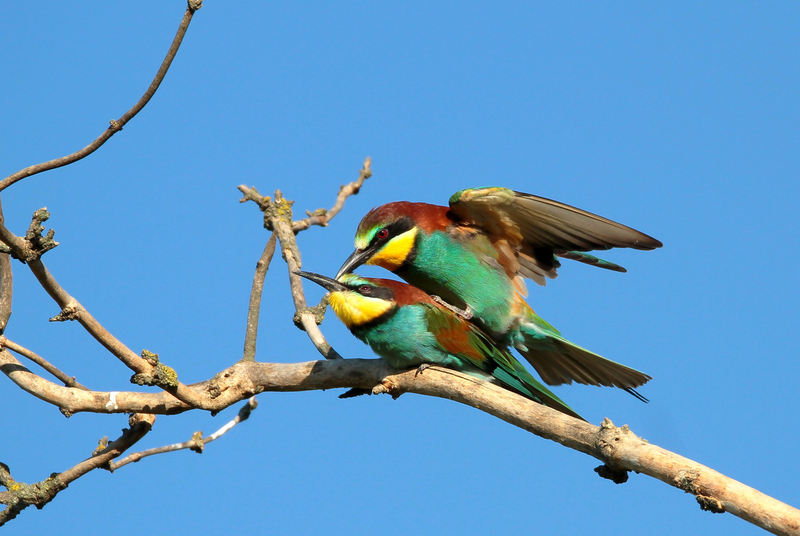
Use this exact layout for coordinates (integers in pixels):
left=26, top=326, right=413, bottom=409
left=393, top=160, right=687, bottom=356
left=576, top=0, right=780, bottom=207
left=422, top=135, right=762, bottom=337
left=295, top=271, right=348, bottom=293
left=335, top=247, right=374, bottom=280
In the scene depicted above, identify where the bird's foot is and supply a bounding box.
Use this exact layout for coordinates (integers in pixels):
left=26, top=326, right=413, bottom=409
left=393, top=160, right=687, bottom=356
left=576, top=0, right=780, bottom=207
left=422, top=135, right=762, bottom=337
left=431, top=295, right=473, bottom=320
left=415, top=363, right=431, bottom=377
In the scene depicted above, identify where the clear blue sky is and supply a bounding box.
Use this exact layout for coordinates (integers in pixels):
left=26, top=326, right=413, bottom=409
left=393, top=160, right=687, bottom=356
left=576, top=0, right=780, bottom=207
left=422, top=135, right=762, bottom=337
left=1, top=2, right=798, bottom=534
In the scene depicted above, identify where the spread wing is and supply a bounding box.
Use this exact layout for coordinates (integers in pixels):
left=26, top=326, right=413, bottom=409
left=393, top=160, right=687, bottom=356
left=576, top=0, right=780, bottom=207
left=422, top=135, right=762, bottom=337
left=448, top=187, right=662, bottom=285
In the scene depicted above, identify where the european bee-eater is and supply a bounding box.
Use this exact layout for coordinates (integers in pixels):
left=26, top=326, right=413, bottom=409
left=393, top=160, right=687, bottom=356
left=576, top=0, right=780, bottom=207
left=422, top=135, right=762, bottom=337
left=297, top=271, right=584, bottom=420
left=335, top=187, right=660, bottom=393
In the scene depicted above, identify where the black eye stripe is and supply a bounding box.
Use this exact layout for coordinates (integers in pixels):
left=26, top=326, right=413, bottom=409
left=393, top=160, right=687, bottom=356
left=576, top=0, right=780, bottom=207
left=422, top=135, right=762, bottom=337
left=371, top=217, right=415, bottom=246
left=349, top=284, right=395, bottom=301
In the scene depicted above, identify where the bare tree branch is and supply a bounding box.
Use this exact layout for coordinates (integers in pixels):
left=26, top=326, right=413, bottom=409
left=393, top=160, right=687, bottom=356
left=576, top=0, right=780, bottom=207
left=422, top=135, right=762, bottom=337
left=2, top=347, right=798, bottom=535
left=0, top=1, right=202, bottom=193
left=0, top=413, right=154, bottom=526
left=242, top=233, right=277, bottom=362
left=109, top=397, right=258, bottom=471
left=239, top=186, right=342, bottom=360
left=0, top=197, right=12, bottom=335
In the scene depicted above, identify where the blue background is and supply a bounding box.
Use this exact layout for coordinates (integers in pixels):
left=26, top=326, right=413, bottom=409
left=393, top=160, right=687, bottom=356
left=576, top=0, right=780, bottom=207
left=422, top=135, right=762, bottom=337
left=1, top=2, right=798, bottom=534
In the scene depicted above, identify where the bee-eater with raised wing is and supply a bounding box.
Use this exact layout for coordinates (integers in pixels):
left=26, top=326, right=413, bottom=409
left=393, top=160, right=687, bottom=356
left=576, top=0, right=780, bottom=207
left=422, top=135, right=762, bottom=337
left=297, top=270, right=584, bottom=420
left=335, top=187, right=660, bottom=394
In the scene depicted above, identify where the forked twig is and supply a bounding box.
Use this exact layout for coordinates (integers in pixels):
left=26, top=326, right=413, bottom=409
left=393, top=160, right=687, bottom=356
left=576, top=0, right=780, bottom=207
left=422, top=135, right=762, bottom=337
left=1, top=337, right=87, bottom=390
left=109, top=397, right=258, bottom=471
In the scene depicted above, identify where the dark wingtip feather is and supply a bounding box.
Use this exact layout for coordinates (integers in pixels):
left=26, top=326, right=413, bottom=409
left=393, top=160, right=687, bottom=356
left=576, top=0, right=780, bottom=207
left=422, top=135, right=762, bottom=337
left=554, top=250, right=628, bottom=273
left=625, top=388, right=649, bottom=403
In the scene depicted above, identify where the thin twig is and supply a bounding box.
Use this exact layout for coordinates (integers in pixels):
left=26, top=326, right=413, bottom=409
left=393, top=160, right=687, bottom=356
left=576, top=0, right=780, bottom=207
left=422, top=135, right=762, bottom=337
left=273, top=191, right=342, bottom=359
left=109, top=397, right=258, bottom=471
left=0, top=1, right=202, bottom=193
left=0, top=197, right=12, bottom=334
left=1, top=337, right=87, bottom=390
left=29, top=259, right=144, bottom=366
left=242, top=234, right=277, bottom=362
left=0, top=413, right=154, bottom=526
left=292, top=157, right=372, bottom=231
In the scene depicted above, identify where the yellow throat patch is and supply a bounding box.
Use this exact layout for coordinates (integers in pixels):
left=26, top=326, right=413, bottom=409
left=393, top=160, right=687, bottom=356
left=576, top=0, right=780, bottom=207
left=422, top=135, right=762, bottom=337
left=328, top=290, right=395, bottom=328
left=366, top=227, right=418, bottom=271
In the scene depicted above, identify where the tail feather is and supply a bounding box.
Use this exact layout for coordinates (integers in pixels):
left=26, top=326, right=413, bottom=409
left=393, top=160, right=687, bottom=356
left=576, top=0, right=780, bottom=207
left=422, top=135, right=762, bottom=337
left=517, top=326, right=652, bottom=395
left=625, top=388, right=649, bottom=403
left=554, top=250, right=627, bottom=273
left=490, top=366, right=585, bottom=420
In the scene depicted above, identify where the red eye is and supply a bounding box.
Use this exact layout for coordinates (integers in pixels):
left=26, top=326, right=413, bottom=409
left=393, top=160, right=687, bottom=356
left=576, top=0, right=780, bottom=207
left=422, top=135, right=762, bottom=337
left=358, top=285, right=372, bottom=293
left=377, top=228, right=389, bottom=240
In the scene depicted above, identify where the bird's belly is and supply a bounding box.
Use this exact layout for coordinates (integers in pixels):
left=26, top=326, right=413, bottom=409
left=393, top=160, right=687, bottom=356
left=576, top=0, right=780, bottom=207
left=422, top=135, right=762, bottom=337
left=354, top=311, right=463, bottom=370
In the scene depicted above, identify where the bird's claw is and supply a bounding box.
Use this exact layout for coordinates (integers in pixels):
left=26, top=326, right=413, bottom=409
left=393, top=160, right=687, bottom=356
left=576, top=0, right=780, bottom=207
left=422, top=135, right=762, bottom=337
left=415, top=364, right=431, bottom=377
left=431, top=295, right=473, bottom=320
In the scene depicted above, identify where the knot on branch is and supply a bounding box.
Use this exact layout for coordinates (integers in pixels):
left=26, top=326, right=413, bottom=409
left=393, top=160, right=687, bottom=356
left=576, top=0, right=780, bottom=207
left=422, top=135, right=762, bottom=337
left=237, top=186, right=296, bottom=230
left=130, top=350, right=179, bottom=388
left=206, top=377, right=222, bottom=399
left=93, top=436, right=109, bottom=456
left=674, top=470, right=726, bottom=512
left=696, top=495, right=725, bottom=514
left=264, top=190, right=294, bottom=232
left=594, top=418, right=634, bottom=484
left=293, top=297, right=328, bottom=330
left=372, top=378, right=403, bottom=399
left=8, top=208, right=60, bottom=263
left=674, top=469, right=701, bottom=494
left=188, top=0, right=203, bottom=11
left=596, top=418, right=635, bottom=454
left=189, top=431, right=204, bottom=453
left=49, top=304, right=79, bottom=322
left=0, top=473, right=66, bottom=514
left=594, top=464, right=629, bottom=484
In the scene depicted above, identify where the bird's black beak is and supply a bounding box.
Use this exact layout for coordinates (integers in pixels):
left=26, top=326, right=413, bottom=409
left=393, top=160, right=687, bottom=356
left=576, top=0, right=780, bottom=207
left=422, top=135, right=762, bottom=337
left=295, top=271, right=348, bottom=293
left=335, top=247, right=374, bottom=280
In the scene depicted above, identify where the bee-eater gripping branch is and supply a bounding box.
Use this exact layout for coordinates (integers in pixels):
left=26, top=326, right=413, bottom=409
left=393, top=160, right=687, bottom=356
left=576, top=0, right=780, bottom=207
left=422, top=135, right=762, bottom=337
left=335, top=187, right=659, bottom=393
left=297, top=271, right=584, bottom=420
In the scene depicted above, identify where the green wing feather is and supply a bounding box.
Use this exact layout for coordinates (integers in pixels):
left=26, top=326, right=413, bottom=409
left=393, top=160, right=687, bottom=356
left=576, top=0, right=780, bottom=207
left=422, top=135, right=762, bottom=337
left=422, top=304, right=584, bottom=420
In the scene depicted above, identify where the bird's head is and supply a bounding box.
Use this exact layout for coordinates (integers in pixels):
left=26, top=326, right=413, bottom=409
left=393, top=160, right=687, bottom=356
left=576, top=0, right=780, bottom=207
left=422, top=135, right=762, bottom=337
left=336, top=201, right=450, bottom=278
left=296, top=271, right=398, bottom=329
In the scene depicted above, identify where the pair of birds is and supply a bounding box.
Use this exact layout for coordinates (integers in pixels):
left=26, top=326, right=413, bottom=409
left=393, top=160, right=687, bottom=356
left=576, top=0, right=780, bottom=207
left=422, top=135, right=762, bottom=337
left=298, top=187, right=661, bottom=420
